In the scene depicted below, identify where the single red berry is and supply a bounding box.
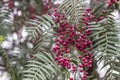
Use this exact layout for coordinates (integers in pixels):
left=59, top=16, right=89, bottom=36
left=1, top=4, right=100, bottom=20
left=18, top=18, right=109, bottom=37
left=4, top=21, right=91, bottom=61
left=80, top=70, right=84, bottom=72
left=70, top=77, right=74, bottom=80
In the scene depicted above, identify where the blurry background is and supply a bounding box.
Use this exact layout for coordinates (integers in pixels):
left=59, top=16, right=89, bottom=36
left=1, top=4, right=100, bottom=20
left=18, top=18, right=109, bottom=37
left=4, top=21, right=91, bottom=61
left=0, top=0, right=63, bottom=80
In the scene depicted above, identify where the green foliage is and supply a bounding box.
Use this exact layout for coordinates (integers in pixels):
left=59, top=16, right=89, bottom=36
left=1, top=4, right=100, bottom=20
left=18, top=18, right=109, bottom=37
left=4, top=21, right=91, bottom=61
left=0, top=47, right=20, bottom=80
left=23, top=52, right=60, bottom=80
left=58, top=0, right=86, bottom=25
left=23, top=15, right=60, bottom=80
left=89, top=15, right=120, bottom=79
left=0, top=8, right=10, bottom=36
left=27, top=15, right=58, bottom=53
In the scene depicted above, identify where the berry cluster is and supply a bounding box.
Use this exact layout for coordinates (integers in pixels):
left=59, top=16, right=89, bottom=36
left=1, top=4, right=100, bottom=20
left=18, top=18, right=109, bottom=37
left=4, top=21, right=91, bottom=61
left=82, top=8, right=106, bottom=24
left=108, top=0, right=119, bottom=6
left=78, top=54, right=93, bottom=80
left=55, top=56, right=71, bottom=69
left=53, top=9, right=93, bottom=80
left=53, top=9, right=66, bottom=23
left=82, top=8, right=95, bottom=25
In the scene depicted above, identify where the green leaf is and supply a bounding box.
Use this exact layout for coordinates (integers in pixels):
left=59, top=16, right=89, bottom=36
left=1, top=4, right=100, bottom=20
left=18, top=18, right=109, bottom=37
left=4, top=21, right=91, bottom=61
left=0, top=35, right=6, bottom=43
left=23, top=53, right=60, bottom=80
left=58, top=0, right=86, bottom=25
left=89, top=13, right=120, bottom=79
left=112, top=73, right=120, bottom=78
left=0, top=47, right=20, bottom=80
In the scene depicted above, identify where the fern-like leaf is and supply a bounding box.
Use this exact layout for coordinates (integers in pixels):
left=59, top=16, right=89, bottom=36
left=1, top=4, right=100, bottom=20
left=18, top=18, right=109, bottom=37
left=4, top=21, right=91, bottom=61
left=27, top=15, right=58, bottom=53
left=0, top=8, right=10, bottom=36
left=58, top=0, right=86, bottom=25
left=22, top=14, right=60, bottom=80
left=89, top=15, right=120, bottom=79
left=0, top=47, right=20, bottom=80
left=23, top=51, right=60, bottom=80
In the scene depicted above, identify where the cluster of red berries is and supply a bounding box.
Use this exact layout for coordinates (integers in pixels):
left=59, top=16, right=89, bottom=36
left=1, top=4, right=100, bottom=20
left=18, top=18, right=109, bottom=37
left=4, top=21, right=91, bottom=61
left=53, top=9, right=93, bottom=80
left=55, top=56, right=71, bottom=69
left=82, top=8, right=95, bottom=25
left=82, top=8, right=106, bottom=25
left=78, top=54, right=93, bottom=80
left=108, top=0, right=119, bottom=6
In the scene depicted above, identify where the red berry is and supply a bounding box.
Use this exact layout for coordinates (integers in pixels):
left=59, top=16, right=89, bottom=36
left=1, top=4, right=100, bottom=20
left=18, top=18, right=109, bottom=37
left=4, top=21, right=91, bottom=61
left=80, top=70, right=83, bottom=72
left=70, top=77, right=74, bottom=80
